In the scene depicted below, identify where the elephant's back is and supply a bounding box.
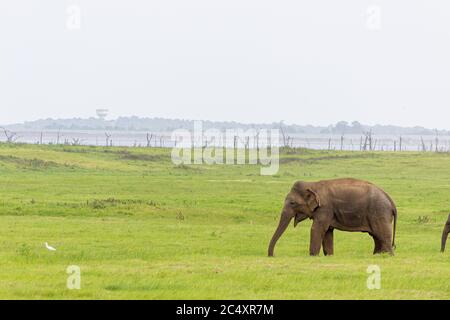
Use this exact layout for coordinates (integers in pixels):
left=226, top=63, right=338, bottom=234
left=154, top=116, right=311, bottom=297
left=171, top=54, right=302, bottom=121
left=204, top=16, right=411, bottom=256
left=324, top=179, right=395, bottom=214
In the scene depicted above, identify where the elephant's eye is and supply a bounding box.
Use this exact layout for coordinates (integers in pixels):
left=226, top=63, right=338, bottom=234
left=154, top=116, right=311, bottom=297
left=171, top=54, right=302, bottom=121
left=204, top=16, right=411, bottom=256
left=289, top=201, right=297, bottom=206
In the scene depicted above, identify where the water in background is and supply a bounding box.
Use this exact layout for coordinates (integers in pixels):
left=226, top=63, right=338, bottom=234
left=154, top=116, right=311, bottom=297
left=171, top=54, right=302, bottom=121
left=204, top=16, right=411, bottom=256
left=3, top=130, right=450, bottom=152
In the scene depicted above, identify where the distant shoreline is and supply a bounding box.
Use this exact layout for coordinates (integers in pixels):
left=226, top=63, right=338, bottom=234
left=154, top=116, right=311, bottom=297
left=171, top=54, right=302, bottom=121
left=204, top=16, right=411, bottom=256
left=2, top=117, right=449, bottom=136
left=2, top=129, right=449, bottom=152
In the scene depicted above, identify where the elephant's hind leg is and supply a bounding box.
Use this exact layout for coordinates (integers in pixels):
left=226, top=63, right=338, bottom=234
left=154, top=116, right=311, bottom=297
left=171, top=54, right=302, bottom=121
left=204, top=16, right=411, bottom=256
left=370, top=219, right=394, bottom=255
left=372, top=233, right=394, bottom=255
left=322, top=229, right=334, bottom=256
left=372, top=236, right=382, bottom=254
left=379, top=239, right=394, bottom=255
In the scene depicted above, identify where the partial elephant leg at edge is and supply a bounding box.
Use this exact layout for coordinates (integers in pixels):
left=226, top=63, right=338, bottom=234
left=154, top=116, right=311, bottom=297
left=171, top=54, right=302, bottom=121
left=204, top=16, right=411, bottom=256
left=441, top=222, right=449, bottom=252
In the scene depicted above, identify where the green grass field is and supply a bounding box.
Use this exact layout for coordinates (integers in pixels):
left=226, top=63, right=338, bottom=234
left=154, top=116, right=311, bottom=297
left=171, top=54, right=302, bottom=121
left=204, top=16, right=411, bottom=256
left=0, top=143, right=448, bottom=299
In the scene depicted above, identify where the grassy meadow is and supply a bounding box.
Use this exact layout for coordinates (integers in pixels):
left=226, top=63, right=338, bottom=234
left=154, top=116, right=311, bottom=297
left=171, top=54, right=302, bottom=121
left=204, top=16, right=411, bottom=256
left=0, top=143, right=448, bottom=299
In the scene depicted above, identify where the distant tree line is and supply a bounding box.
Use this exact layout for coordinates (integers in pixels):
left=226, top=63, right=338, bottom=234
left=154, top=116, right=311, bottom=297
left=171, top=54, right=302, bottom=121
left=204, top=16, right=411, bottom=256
left=3, top=117, right=449, bottom=136
left=320, top=121, right=449, bottom=136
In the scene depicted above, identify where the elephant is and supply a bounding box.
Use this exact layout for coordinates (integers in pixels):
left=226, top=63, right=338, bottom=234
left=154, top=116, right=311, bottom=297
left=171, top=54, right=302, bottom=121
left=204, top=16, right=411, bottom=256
left=268, top=178, right=397, bottom=256
left=441, top=214, right=450, bottom=252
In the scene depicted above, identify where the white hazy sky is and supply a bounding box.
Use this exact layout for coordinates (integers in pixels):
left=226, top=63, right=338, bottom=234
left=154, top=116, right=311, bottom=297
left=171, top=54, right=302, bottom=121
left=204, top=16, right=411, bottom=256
left=1, top=1, right=450, bottom=128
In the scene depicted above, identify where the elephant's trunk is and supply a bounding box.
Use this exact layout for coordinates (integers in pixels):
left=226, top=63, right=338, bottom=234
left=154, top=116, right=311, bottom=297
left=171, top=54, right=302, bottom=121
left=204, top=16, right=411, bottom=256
left=441, top=224, right=449, bottom=252
left=268, top=211, right=292, bottom=257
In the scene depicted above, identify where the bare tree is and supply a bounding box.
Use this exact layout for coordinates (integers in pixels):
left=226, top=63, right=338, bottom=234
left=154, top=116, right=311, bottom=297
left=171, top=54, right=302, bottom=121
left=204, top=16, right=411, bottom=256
left=420, top=136, right=427, bottom=152
left=362, top=130, right=373, bottom=151
left=1, top=127, right=19, bottom=143
left=105, top=132, right=112, bottom=146
left=146, top=133, right=154, bottom=147
left=435, top=130, right=439, bottom=152
left=72, top=138, right=82, bottom=146
left=56, top=130, right=63, bottom=145
left=279, top=122, right=292, bottom=148
left=203, top=136, right=214, bottom=148
left=255, top=129, right=261, bottom=151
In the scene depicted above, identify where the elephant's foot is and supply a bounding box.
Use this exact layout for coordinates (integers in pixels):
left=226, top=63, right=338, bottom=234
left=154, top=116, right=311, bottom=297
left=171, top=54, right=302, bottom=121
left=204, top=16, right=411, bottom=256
left=373, top=247, right=394, bottom=256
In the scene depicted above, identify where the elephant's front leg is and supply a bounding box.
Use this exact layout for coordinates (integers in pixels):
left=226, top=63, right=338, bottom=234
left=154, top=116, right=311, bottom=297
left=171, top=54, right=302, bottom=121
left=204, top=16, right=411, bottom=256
left=322, top=228, right=334, bottom=256
left=310, top=221, right=328, bottom=256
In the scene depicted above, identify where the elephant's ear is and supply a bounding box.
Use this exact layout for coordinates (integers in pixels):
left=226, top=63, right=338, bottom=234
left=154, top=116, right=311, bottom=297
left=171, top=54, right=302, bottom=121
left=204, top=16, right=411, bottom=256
left=306, top=188, right=321, bottom=212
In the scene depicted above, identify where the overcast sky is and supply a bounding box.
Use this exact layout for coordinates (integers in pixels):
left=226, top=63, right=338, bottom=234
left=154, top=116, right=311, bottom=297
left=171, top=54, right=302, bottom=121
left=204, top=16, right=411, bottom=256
left=1, top=1, right=450, bottom=128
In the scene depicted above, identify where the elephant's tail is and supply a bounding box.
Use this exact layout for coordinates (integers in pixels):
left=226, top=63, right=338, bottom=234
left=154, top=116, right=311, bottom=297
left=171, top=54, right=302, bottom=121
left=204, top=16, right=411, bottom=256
left=381, top=188, right=397, bottom=250
left=392, top=206, right=397, bottom=250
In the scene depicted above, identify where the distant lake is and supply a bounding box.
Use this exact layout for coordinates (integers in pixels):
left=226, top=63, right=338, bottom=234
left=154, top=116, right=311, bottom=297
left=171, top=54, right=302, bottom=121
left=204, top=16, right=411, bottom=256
left=3, top=130, right=450, bottom=152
